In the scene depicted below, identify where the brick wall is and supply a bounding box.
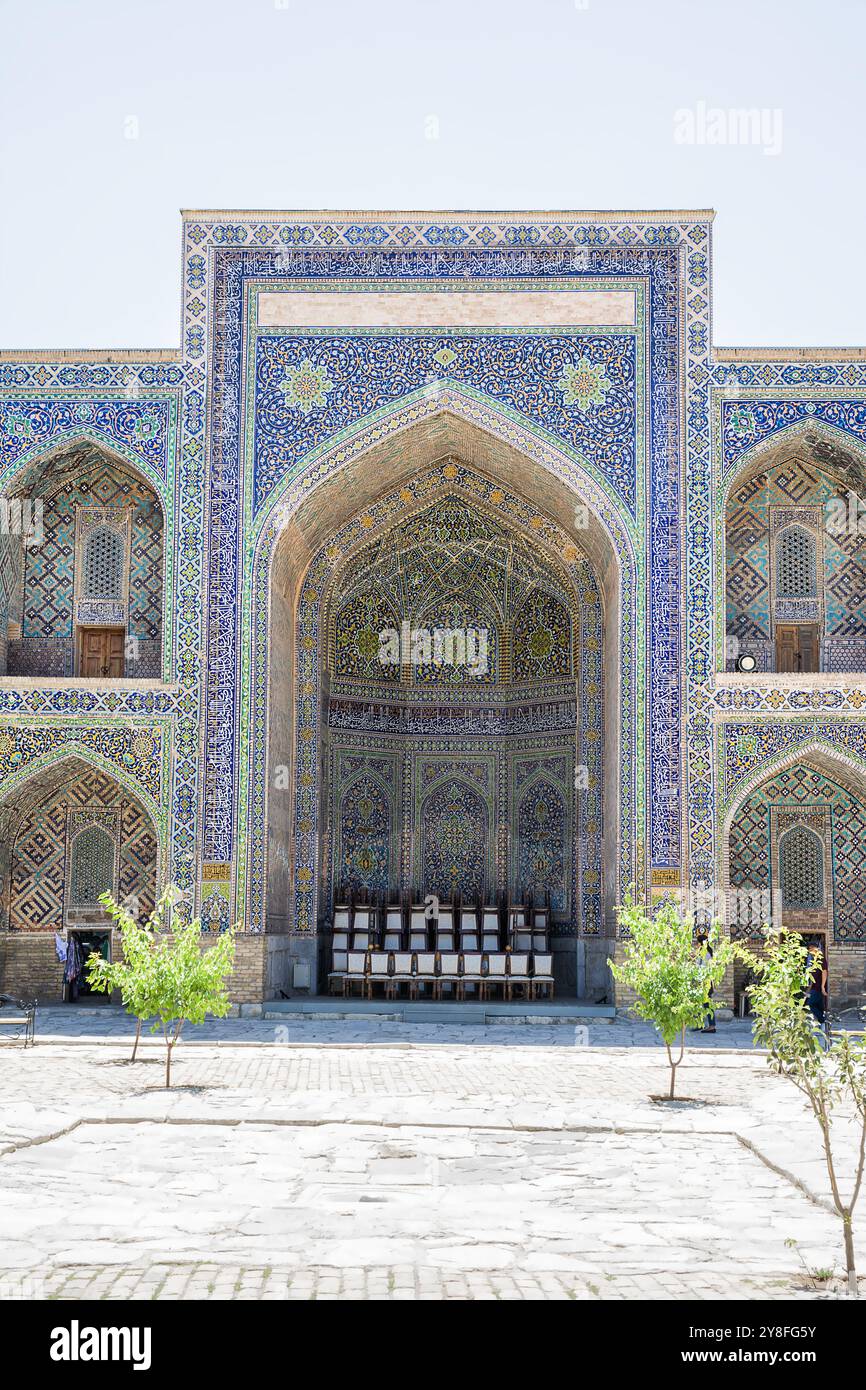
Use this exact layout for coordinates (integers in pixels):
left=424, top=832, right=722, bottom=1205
left=0, top=930, right=290, bottom=1007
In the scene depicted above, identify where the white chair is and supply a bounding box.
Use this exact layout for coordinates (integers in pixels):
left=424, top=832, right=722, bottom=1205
left=460, top=909, right=478, bottom=930
left=507, top=952, right=530, bottom=1001
left=460, top=930, right=479, bottom=952
left=351, top=930, right=371, bottom=950
left=353, top=907, right=374, bottom=931
left=391, top=951, right=415, bottom=996
left=513, top=929, right=533, bottom=951
left=383, top=908, right=403, bottom=950
left=437, top=952, right=461, bottom=999
left=333, top=907, right=351, bottom=933
left=460, top=951, right=484, bottom=1000
left=435, top=928, right=455, bottom=952
left=484, top=952, right=509, bottom=1001
left=531, top=952, right=555, bottom=1000
left=438, top=905, right=454, bottom=930
left=481, top=908, right=500, bottom=952
left=367, top=951, right=392, bottom=999
left=343, top=950, right=368, bottom=998
left=327, top=950, right=348, bottom=995
left=332, top=931, right=349, bottom=953
left=509, top=907, right=526, bottom=927
left=532, top=909, right=550, bottom=953
left=409, top=907, right=428, bottom=950
left=414, top=951, right=437, bottom=999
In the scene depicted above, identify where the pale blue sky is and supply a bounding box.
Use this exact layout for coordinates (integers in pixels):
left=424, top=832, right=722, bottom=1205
left=1, top=0, right=862, bottom=350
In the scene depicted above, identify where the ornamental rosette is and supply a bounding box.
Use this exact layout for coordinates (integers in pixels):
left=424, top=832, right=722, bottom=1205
left=280, top=358, right=334, bottom=414
left=556, top=356, right=612, bottom=413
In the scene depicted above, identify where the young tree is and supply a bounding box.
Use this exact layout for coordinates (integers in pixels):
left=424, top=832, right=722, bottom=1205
left=86, top=892, right=164, bottom=1062
left=86, top=886, right=236, bottom=1087
left=610, top=892, right=735, bottom=1099
left=149, top=911, right=236, bottom=1087
left=748, top=929, right=866, bottom=1297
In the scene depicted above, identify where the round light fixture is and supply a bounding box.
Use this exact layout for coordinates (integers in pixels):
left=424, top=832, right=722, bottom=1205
left=736, top=653, right=757, bottom=673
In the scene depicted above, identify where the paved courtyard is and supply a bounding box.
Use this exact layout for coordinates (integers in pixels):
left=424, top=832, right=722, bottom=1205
left=0, top=1010, right=862, bottom=1300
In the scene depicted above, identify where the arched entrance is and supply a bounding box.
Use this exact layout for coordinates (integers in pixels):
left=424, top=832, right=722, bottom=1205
left=0, top=756, right=160, bottom=1001
left=250, top=407, right=637, bottom=999
left=0, top=436, right=166, bottom=680
left=721, top=422, right=866, bottom=674
left=722, top=744, right=866, bottom=1004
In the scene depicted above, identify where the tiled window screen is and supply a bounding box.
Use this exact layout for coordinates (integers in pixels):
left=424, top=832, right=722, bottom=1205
left=70, top=826, right=115, bottom=906
left=82, top=526, right=124, bottom=601
left=777, top=527, right=817, bottom=599
left=780, top=825, right=824, bottom=910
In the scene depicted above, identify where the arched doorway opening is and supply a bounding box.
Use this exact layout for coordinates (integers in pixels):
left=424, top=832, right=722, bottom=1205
left=0, top=439, right=165, bottom=679
left=722, top=746, right=866, bottom=1006
left=0, top=757, right=159, bottom=1001
left=722, top=424, right=866, bottom=674
left=255, top=410, right=634, bottom=1000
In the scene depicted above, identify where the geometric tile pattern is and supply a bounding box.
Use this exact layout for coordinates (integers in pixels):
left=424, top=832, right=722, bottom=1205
left=4, top=211, right=866, bottom=979
left=727, top=763, right=866, bottom=942
left=9, top=767, right=157, bottom=932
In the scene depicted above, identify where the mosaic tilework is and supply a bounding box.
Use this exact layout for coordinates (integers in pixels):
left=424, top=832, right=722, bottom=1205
left=4, top=211, right=866, bottom=966
left=726, top=762, right=866, bottom=942
left=269, top=464, right=605, bottom=938
left=9, top=766, right=157, bottom=931
left=254, top=331, right=637, bottom=512
left=0, top=367, right=201, bottom=916
left=199, top=222, right=685, bottom=923
left=0, top=398, right=171, bottom=483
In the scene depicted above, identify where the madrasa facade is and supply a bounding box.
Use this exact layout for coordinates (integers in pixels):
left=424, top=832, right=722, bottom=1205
left=1, top=208, right=865, bottom=1009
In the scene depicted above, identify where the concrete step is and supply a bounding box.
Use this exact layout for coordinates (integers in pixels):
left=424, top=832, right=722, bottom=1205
left=251, top=998, right=615, bottom=1025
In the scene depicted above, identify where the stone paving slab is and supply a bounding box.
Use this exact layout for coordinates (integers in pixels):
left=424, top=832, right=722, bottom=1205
left=0, top=1120, right=839, bottom=1279
left=7, top=1006, right=761, bottom=1050
left=0, top=1028, right=862, bottom=1300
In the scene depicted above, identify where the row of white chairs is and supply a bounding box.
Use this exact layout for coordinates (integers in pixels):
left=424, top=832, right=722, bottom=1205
left=335, top=929, right=550, bottom=955
left=333, top=905, right=550, bottom=934
left=329, top=950, right=555, bottom=1002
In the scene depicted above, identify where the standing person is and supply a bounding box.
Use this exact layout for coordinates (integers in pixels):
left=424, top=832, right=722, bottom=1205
left=805, top=942, right=828, bottom=1025
left=696, top=928, right=716, bottom=1034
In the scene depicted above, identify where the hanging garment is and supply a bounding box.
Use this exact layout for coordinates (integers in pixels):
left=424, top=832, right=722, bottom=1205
left=54, top=931, right=68, bottom=964
left=64, top=935, right=82, bottom=984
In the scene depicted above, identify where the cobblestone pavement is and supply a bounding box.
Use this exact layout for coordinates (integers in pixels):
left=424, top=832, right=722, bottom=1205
left=12, top=1004, right=761, bottom=1049
left=0, top=1017, right=861, bottom=1301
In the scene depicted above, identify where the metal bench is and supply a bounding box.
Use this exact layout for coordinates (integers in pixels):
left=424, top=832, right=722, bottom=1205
left=0, top=993, right=36, bottom=1047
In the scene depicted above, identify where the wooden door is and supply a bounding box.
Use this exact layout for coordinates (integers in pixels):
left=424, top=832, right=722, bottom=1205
left=775, top=624, right=819, bottom=674
left=80, top=629, right=125, bottom=679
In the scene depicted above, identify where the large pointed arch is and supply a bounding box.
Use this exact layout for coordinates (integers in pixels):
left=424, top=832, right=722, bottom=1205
left=0, top=748, right=164, bottom=934
left=720, top=740, right=866, bottom=939
left=0, top=433, right=170, bottom=682
left=239, top=398, right=637, bottom=990
left=718, top=419, right=866, bottom=673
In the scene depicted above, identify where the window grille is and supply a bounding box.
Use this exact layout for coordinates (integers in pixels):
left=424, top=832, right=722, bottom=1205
left=70, top=826, right=115, bottom=906
left=82, top=526, right=125, bottom=601
left=780, top=826, right=824, bottom=911
left=776, top=527, right=817, bottom=599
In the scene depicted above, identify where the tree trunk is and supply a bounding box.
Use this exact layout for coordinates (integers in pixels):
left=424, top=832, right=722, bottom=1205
left=843, top=1212, right=857, bottom=1297
left=165, top=1040, right=173, bottom=1089
left=665, top=1042, right=677, bottom=1100
left=130, top=1017, right=142, bottom=1064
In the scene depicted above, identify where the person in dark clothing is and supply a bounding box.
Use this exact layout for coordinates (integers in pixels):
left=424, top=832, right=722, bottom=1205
left=805, top=943, right=828, bottom=1025
left=696, top=929, right=716, bottom=1033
